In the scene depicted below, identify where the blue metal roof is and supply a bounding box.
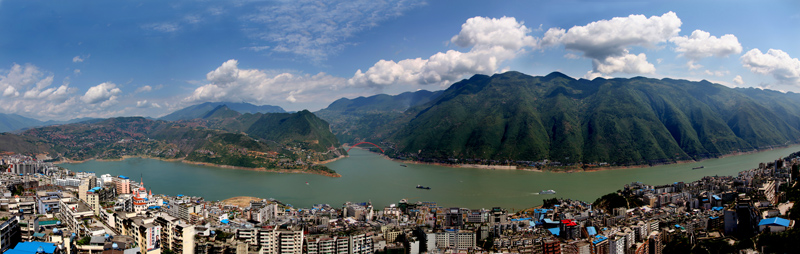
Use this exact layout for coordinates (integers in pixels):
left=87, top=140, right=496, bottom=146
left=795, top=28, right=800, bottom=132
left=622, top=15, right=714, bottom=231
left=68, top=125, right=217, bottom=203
left=712, top=207, right=723, bottom=211
left=593, top=235, right=607, bottom=244
left=543, top=219, right=557, bottom=224
left=586, top=226, right=597, bottom=236
left=221, top=219, right=229, bottom=224
left=547, top=227, right=560, bottom=236
left=511, top=217, right=531, bottom=221
left=712, top=195, right=721, bottom=200
left=11, top=242, right=57, bottom=254
left=119, top=175, right=129, bottom=179
left=758, top=217, right=791, bottom=227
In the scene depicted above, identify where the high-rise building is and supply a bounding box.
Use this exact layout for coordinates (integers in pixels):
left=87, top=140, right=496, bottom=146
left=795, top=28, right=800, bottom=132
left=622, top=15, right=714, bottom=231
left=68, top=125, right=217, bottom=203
left=648, top=231, right=662, bottom=254
left=115, top=175, right=131, bottom=194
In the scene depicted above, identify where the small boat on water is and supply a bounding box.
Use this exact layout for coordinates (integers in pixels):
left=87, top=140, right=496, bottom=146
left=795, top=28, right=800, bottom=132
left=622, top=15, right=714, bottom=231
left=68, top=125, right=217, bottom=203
left=305, top=182, right=309, bottom=185
left=692, top=166, right=704, bottom=170
left=539, top=190, right=556, bottom=195
left=400, top=164, right=407, bottom=167
left=416, top=185, right=431, bottom=190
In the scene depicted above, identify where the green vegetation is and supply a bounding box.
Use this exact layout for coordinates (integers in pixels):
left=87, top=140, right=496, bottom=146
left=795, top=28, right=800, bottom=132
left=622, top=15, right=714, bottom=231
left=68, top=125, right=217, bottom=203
left=244, top=110, right=340, bottom=152
left=4, top=111, right=344, bottom=176
left=77, top=236, right=91, bottom=245
left=592, top=192, right=628, bottom=211
left=318, top=71, right=800, bottom=166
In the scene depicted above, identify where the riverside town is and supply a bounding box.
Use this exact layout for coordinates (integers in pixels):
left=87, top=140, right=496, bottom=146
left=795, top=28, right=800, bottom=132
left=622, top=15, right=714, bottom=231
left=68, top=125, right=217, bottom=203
left=0, top=150, right=799, bottom=254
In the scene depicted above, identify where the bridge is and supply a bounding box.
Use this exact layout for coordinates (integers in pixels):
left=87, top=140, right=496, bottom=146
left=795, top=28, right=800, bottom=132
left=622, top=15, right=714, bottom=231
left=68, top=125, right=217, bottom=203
left=346, top=142, right=384, bottom=153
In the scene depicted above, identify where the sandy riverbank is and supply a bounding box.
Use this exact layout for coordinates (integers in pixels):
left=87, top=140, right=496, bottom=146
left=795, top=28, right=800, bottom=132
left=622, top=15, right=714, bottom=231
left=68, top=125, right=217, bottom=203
left=220, top=196, right=264, bottom=207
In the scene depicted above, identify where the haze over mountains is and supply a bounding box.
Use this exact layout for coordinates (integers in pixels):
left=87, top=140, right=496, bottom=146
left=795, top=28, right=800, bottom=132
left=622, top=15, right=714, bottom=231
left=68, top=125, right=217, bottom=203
left=0, top=113, right=100, bottom=133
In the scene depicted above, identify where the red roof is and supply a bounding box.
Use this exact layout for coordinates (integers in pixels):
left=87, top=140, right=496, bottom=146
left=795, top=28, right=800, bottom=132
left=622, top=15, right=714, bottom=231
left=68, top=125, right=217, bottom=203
left=561, top=219, right=578, bottom=227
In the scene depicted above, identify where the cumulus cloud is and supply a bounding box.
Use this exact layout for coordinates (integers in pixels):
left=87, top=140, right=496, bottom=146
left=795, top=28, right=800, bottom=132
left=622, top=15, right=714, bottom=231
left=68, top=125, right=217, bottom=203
left=246, top=0, right=425, bottom=62
left=670, top=30, right=742, bottom=69
left=0, top=63, right=82, bottom=119
left=136, top=100, right=160, bottom=108
left=72, top=56, right=84, bottom=63
left=593, top=52, right=655, bottom=75
left=541, top=12, right=681, bottom=78
left=733, top=75, right=744, bottom=85
left=349, top=16, right=537, bottom=88
left=741, top=48, right=800, bottom=85
left=82, top=82, right=121, bottom=104
left=450, top=16, right=538, bottom=50
left=670, top=30, right=742, bottom=60
left=185, top=59, right=346, bottom=105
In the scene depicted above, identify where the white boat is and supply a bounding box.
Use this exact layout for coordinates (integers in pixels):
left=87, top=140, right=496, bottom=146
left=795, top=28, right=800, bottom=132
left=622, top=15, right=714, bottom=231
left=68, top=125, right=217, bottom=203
left=539, top=190, right=556, bottom=195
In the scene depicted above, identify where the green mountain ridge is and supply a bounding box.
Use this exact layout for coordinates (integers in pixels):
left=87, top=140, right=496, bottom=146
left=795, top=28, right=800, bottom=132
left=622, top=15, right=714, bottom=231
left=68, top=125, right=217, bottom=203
left=1, top=111, right=344, bottom=175
left=319, top=71, right=800, bottom=166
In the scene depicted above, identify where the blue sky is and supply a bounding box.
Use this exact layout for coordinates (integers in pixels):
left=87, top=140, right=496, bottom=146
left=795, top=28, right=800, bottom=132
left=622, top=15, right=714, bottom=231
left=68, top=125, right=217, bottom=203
left=0, top=0, right=798, bottom=120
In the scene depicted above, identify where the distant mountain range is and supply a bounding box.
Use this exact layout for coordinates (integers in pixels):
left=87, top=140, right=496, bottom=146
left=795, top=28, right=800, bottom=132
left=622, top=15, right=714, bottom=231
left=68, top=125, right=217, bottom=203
left=317, top=71, right=800, bottom=166
left=159, top=101, right=286, bottom=121
left=314, top=90, right=443, bottom=143
left=0, top=113, right=100, bottom=133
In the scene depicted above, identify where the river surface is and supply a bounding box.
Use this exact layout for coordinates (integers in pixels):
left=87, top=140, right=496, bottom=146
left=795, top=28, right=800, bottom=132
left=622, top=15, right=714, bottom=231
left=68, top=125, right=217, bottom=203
left=60, top=145, right=800, bottom=210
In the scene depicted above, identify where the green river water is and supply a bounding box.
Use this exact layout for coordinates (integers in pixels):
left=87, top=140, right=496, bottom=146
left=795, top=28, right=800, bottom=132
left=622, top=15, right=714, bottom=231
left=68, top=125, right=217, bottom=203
left=60, top=145, right=800, bottom=210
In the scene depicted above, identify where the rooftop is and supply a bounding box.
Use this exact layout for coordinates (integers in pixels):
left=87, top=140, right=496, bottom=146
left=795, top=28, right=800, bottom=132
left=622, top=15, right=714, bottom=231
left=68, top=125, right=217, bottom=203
left=758, top=217, right=791, bottom=227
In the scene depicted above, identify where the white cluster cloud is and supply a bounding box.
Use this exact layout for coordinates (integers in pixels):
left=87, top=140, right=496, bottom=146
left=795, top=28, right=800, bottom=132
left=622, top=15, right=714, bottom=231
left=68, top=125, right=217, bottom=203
left=541, top=12, right=682, bottom=78
left=0, top=63, right=84, bottom=119
left=741, top=48, right=800, bottom=85
left=72, top=56, right=84, bottom=63
left=82, top=82, right=121, bottom=105
left=136, top=100, right=160, bottom=108
left=593, top=52, right=655, bottom=75
left=670, top=30, right=742, bottom=61
left=349, top=16, right=537, bottom=88
left=0, top=64, right=73, bottom=102
left=246, top=0, right=425, bottom=61
left=733, top=75, right=744, bottom=85
left=185, top=59, right=346, bottom=104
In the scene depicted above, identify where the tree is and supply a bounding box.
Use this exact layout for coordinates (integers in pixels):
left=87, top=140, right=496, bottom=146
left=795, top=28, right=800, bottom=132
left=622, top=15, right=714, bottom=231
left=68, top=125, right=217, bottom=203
left=77, top=236, right=91, bottom=245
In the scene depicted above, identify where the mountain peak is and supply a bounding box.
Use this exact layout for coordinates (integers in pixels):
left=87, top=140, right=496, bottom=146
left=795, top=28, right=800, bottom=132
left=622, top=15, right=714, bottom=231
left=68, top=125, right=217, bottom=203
left=160, top=101, right=286, bottom=121
left=543, top=71, right=574, bottom=81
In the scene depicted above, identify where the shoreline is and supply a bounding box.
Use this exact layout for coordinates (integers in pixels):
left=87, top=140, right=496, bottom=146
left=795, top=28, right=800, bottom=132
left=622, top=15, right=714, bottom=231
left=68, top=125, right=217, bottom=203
left=347, top=143, right=799, bottom=174
left=58, top=155, right=343, bottom=178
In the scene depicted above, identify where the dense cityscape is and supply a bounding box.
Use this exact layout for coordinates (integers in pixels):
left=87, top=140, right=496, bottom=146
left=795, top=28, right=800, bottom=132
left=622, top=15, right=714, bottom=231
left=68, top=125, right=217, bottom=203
left=0, top=149, right=797, bottom=254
